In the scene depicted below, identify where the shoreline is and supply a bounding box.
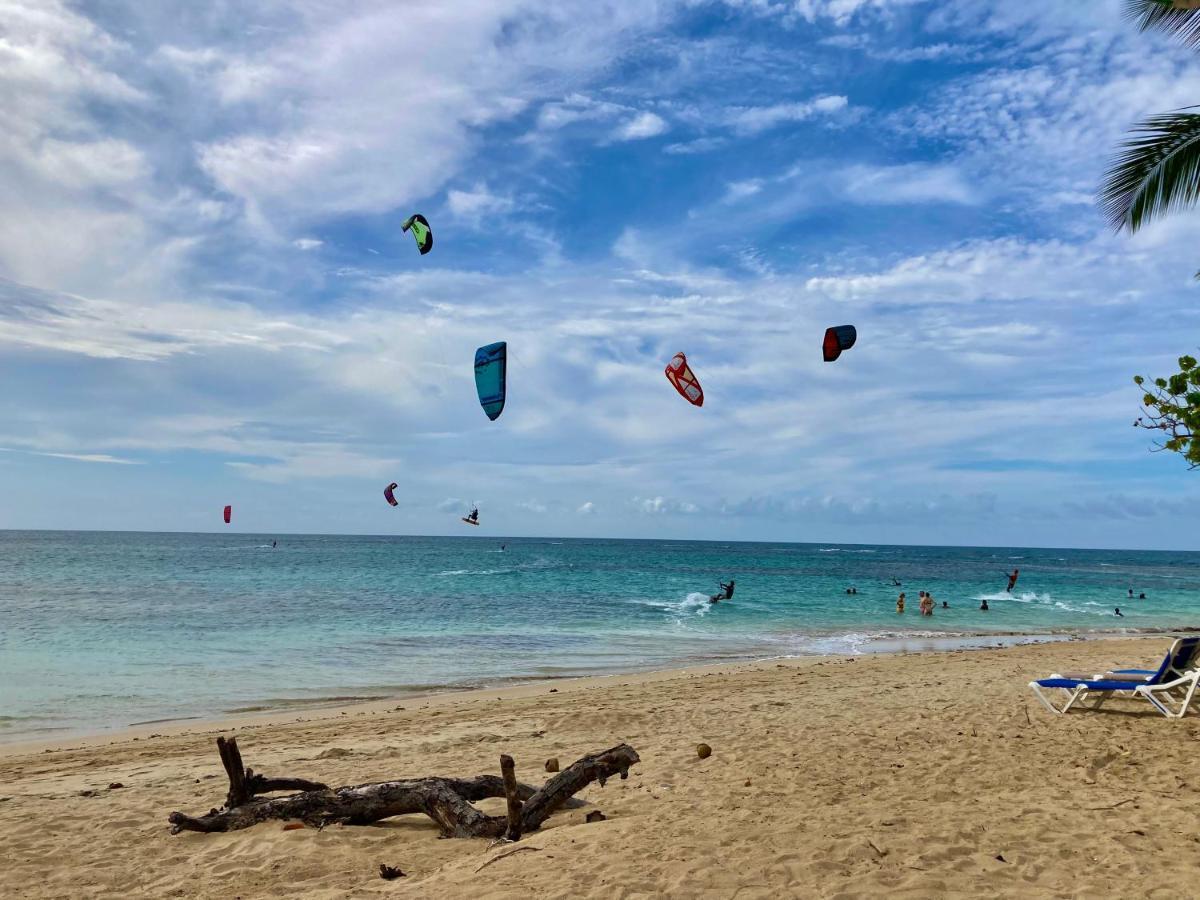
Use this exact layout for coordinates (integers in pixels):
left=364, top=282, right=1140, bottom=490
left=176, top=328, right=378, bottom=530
left=0, top=626, right=1179, bottom=758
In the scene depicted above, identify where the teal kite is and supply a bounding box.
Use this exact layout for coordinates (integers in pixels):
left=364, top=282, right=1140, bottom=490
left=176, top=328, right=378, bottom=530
left=401, top=214, right=432, bottom=255
left=474, top=342, right=506, bottom=421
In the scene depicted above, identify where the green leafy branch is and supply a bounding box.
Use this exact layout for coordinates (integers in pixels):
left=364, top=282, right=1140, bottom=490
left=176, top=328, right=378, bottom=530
left=1133, top=355, right=1200, bottom=467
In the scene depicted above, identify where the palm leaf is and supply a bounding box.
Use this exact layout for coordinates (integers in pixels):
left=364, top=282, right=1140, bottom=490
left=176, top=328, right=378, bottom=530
left=1099, top=111, right=1200, bottom=231
left=1124, top=0, right=1200, bottom=49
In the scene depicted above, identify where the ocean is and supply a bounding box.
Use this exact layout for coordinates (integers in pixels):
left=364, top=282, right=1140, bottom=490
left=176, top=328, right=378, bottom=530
left=1, top=531, right=1197, bottom=742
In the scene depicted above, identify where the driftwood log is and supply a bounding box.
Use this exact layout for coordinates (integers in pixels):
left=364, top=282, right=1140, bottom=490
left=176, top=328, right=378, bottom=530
left=169, top=737, right=639, bottom=839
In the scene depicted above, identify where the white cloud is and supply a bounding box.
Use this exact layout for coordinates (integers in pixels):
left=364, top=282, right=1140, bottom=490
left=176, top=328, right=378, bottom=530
left=227, top=448, right=399, bottom=483
left=576, top=501, right=596, bottom=515
left=787, top=0, right=930, bottom=25
left=534, top=95, right=668, bottom=144
left=0, top=448, right=140, bottom=465
left=663, top=136, right=726, bottom=155
left=633, top=496, right=699, bottom=515
left=0, top=1, right=684, bottom=297
left=889, top=38, right=1197, bottom=212
left=839, top=163, right=977, bottom=206
left=802, top=235, right=1134, bottom=305
left=292, top=238, right=323, bottom=250
left=446, top=184, right=515, bottom=222
left=192, top=4, right=678, bottom=225
left=615, top=111, right=669, bottom=141
left=21, top=138, right=147, bottom=189
left=723, top=179, right=765, bottom=203
left=725, top=94, right=848, bottom=135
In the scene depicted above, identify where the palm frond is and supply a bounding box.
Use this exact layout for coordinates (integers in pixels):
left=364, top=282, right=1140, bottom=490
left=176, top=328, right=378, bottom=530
left=1099, top=111, right=1200, bottom=232
left=1124, top=0, right=1200, bottom=49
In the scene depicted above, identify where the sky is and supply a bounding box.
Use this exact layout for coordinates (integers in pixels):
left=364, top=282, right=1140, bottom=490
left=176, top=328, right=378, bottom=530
left=1, top=0, right=1199, bottom=549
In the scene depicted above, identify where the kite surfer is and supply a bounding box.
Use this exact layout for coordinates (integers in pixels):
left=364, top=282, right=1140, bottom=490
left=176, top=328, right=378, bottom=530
left=272, top=540, right=277, bottom=549
left=463, top=506, right=480, bottom=526
left=710, top=579, right=735, bottom=603
left=1005, top=568, right=1019, bottom=592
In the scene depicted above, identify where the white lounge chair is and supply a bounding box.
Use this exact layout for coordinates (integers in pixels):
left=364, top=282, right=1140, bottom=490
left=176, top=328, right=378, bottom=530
left=1029, top=636, right=1200, bottom=719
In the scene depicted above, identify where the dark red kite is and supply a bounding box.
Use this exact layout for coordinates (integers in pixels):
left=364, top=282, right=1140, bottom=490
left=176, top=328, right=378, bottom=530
left=665, top=352, right=704, bottom=407
left=822, top=325, right=857, bottom=362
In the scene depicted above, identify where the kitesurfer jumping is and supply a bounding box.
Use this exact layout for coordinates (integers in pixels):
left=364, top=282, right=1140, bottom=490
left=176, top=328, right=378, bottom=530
left=467, top=507, right=479, bottom=524
left=711, top=579, right=735, bottom=603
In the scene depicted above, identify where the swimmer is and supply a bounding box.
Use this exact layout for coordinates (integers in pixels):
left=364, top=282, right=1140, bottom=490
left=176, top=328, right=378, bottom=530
left=980, top=599, right=989, bottom=611
left=1115, top=607, right=1124, bottom=617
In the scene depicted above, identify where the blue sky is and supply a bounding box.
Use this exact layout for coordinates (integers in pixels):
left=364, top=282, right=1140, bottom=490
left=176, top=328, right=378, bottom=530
left=1, top=0, right=1199, bottom=548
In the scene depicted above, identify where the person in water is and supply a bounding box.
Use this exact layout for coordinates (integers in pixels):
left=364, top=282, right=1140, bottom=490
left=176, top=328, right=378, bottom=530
left=1128, top=587, right=1134, bottom=598
left=715, top=579, right=735, bottom=601
left=1115, top=607, right=1124, bottom=617
left=980, top=599, right=989, bottom=611
left=941, top=601, right=948, bottom=609
left=897, top=592, right=905, bottom=613
left=1005, top=568, right=1019, bottom=592
left=1139, top=592, right=1146, bottom=600
left=272, top=540, right=277, bottom=548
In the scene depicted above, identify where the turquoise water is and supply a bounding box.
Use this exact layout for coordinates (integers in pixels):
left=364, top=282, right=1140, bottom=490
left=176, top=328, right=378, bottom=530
left=1, top=531, right=1198, bottom=741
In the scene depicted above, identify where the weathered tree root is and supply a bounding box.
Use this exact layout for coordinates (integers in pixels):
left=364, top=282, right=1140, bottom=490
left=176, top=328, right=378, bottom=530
left=168, top=737, right=639, bottom=838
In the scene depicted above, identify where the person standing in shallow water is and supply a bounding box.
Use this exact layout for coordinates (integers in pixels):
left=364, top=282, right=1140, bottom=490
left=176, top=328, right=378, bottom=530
left=896, top=592, right=905, bottom=613
left=980, top=599, right=990, bottom=611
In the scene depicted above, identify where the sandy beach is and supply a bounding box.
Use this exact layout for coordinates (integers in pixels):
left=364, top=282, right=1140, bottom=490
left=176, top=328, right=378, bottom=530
left=3, top=636, right=1199, bottom=898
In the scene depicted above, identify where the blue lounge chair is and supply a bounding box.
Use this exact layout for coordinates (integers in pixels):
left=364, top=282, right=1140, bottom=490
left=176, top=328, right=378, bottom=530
left=1029, top=636, right=1200, bottom=719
